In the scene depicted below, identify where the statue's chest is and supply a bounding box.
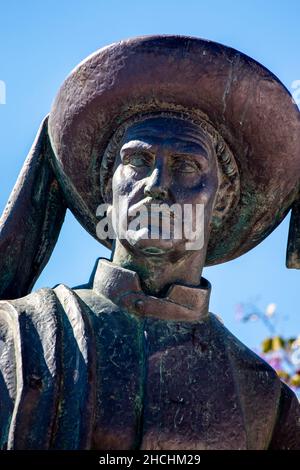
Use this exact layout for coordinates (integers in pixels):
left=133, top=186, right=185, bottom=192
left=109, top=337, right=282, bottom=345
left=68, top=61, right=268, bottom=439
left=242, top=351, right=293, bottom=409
left=91, top=310, right=248, bottom=450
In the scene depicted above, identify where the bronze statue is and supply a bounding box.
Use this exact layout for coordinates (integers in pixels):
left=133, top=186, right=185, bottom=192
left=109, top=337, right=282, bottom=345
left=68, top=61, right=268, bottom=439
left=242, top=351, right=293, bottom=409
left=0, top=35, right=299, bottom=450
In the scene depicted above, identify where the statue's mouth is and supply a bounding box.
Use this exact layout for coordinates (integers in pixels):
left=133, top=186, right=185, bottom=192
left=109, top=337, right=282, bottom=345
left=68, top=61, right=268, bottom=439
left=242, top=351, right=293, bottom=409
left=141, top=246, right=169, bottom=255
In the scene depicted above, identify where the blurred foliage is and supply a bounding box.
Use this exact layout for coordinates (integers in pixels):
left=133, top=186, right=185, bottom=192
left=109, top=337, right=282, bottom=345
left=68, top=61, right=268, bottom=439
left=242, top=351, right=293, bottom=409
left=236, top=302, right=300, bottom=396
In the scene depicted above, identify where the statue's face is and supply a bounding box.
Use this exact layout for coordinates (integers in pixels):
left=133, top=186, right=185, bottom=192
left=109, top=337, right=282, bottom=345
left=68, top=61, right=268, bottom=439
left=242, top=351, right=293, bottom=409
left=111, top=116, right=219, bottom=258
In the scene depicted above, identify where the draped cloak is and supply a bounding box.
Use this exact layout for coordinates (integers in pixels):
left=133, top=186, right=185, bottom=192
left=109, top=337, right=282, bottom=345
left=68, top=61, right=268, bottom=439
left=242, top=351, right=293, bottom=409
left=0, top=259, right=299, bottom=450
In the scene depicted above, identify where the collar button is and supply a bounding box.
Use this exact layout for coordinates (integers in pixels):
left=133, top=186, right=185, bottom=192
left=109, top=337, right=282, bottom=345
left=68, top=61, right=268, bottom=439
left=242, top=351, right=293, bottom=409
left=135, top=299, right=145, bottom=313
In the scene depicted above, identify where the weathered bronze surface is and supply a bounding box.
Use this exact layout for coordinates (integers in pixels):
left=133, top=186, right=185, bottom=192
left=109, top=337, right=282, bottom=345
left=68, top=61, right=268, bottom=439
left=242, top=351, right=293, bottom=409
left=0, top=35, right=299, bottom=449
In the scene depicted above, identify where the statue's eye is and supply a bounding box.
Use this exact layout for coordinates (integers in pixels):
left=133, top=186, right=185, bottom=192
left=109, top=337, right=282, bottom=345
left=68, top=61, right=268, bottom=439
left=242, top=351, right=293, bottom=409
left=125, top=153, right=152, bottom=168
left=172, top=159, right=200, bottom=173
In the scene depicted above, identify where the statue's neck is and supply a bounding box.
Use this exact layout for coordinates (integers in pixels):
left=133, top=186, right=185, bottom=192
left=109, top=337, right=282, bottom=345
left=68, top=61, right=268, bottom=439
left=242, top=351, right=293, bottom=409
left=111, top=241, right=205, bottom=297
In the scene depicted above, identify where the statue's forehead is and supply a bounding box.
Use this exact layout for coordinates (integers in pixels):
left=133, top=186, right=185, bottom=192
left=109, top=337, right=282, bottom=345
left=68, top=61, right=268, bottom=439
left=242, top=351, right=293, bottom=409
left=121, top=116, right=213, bottom=151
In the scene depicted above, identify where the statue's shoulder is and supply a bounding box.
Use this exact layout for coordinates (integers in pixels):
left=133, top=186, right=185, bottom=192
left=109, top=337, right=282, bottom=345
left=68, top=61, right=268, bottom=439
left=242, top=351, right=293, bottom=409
left=210, top=314, right=283, bottom=447
left=0, top=286, right=58, bottom=313
left=210, top=313, right=279, bottom=379
left=211, top=315, right=300, bottom=449
left=0, top=287, right=63, bottom=368
left=0, top=281, right=108, bottom=324
left=0, top=284, right=96, bottom=449
left=0, top=284, right=89, bottom=336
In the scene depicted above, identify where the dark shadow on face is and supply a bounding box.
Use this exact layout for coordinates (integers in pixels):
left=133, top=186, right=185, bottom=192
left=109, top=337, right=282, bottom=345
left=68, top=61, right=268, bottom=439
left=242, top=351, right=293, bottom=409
left=111, top=116, right=219, bottom=260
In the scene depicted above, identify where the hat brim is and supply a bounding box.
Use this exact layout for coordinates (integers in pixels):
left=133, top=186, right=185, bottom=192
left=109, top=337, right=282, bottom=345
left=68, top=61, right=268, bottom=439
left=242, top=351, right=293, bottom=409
left=48, top=35, right=300, bottom=265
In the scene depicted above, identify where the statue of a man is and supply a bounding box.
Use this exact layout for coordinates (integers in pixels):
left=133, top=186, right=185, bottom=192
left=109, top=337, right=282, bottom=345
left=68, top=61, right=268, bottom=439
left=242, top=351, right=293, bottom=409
left=0, top=36, right=299, bottom=450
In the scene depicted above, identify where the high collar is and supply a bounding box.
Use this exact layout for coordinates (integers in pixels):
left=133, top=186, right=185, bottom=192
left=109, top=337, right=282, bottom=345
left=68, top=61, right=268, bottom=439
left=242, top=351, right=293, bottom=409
left=92, top=258, right=211, bottom=322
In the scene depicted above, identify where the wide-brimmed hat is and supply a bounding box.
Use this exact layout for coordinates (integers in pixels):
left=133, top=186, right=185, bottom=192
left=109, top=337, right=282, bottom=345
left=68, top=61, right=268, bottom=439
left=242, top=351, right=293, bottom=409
left=1, top=35, right=299, bottom=299
left=48, top=35, right=300, bottom=266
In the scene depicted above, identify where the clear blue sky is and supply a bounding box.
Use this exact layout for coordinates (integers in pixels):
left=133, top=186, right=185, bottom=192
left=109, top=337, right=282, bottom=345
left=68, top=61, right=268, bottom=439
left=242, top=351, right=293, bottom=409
left=0, top=0, right=299, bottom=349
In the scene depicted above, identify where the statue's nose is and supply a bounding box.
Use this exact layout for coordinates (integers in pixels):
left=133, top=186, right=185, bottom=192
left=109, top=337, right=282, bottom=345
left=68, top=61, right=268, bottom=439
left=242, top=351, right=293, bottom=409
left=144, top=166, right=169, bottom=200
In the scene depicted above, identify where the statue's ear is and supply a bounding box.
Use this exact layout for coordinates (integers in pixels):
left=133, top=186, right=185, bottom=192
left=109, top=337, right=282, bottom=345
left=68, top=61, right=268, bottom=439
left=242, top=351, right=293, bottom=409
left=286, top=190, right=300, bottom=269
left=0, top=116, right=67, bottom=299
